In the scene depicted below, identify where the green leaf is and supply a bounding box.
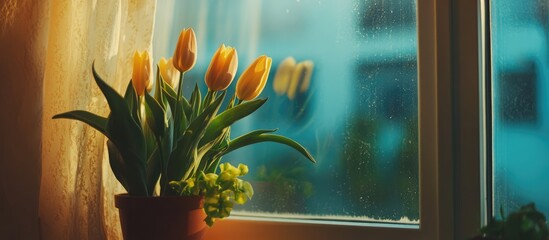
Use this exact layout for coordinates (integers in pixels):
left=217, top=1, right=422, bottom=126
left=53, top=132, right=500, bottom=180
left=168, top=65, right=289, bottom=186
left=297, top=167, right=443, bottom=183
left=154, top=66, right=163, bottom=103
left=162, top=89, right=188, bottom=137
left=53, top=110, right=109, bottom=137
left=143, top=120, right=158, bottom=173
left=145, top=147, right=161, bottom=193
left=121, top=155, right=150, bottom=196
left=93, top=64, right=149, bottom=196
left=107, top=139, right=149, bottom=196
left=164, top=90, right=177, bottom=111
left=144, top=93, right=167, bottom=138
left=147, top=77, right=176, bottom=194
left=107, top=140, right=129, bottom=192
left=106, top=110, right=149, bottom=196
left=181, top=97, right=192, bottom=120
left=123, top=80, right=140, bottom=124
left=92, top=63, right=128, bottom=117
left=159, top=105, right=175, bottom=195
left=189, top=83, right=202, bottom=120
left=186, top=91, right=226, bottom=147
left=202, top=90, right=215, bottom=109
left=226, top=94, right=236, bottom=110
left=242, top=181, right=254, bottom=199
left=155, top=67, right=171, bottom=114
left=162, top=80, right=178, bottom=99
left=225, top=132, right=316, bottom=163
left=166, top=92, right=226, bottom=185
left=200, top=128, right=231, bottom=173
left=200, top=98, right=267, bottom=146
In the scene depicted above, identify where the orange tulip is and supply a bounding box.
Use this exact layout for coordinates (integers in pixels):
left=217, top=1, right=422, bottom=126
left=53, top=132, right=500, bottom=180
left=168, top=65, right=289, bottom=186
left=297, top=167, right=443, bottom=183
left=132, top=50, right=152, bottom=96
left=173, top=28, right=197, bottom=73
left=236, top=55, right=272, bottom=101
left=158, top=57, right=181, bottom=90
left=205, top=44, right=238, bottom=91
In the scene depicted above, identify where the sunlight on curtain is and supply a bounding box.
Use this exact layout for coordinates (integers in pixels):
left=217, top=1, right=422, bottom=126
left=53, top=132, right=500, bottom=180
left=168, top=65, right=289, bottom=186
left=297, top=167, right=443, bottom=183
left=40, top=0, right=156, bottom=239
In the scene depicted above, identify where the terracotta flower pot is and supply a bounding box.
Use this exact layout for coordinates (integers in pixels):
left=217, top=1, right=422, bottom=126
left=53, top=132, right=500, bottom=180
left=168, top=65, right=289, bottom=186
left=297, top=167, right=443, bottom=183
left=115, top=194, right=207, bottom=240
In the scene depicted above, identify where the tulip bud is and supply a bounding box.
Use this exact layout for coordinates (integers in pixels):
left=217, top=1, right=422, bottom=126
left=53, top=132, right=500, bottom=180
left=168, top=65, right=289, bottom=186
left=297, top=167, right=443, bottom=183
left=132, top=50, right=152, bottom=96
left=173, top=28, right=197, bottom=73
left=205, top=44, right=238, bottom=91
left=158, top=57, right=181, bottom=90
left=236, top=55, right=272, bottom=101
left=273, top=57, right=296, bottom=95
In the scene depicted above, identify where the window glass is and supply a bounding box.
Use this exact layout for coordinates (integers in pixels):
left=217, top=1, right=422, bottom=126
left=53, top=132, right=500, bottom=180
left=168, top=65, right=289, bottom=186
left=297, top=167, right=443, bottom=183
left=154, top=0, right=419, bottom=223
left=491, top=0, right=549, bottom=216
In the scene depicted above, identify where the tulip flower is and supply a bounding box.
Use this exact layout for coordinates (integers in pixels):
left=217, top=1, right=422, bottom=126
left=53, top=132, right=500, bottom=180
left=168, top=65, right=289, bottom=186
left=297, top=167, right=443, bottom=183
left=173, top=28, right=197, bottom=73
left=236, top=55, right=272, bottom=101
left=287, top=60, right=314, bottom=100
left=132, top=50, right=152, bottom=96
left=205, top=44, right=238, bottom=91
left=272, top=57, right=296, bottom=95
left=158, top=57, right=181, bottom=90
left=298, top=60, right=314, bottom=93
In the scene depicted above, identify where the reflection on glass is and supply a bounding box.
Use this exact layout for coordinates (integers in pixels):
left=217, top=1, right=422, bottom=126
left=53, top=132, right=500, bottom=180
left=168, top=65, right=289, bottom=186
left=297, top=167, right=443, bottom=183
left=154, top=0, right=419, bottom=223
left=491, top=0, right=549, bottom=218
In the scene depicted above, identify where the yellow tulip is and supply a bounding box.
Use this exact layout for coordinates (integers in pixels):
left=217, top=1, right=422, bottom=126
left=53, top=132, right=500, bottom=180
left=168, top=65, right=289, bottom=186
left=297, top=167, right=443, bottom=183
left=173, top=28, right=197, bottom=73
left=132, top=50, right=152, bottom=96
left=236, top=55, right=272, bottom=101
left=272, top=57, right=296, bottom=95
left=205, top=44, right=238, bottom=91
left=158, top=57, right=181, bottom=90
left=287, top=60, right=314, bottom=100
left=298, top=60, right=314, bottom=93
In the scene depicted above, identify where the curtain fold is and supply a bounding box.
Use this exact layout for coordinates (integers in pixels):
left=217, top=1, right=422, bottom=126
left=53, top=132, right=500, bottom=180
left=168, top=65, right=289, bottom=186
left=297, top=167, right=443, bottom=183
left=0, top=0, right=50, bottom=239
left=40, top=0, right=156, bottom=239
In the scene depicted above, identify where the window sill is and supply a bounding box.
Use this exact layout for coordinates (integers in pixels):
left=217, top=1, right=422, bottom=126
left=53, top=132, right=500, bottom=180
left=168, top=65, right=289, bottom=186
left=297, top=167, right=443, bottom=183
left=203, top=218, right=422, bottom=240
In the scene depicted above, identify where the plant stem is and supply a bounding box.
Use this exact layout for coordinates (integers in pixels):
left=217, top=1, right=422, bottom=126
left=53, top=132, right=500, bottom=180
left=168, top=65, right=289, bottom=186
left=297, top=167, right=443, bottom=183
left=204, top=90, right=212, bottom=109
left=156, top=136, right=167, bottom=196
left=173, top=72, right=185, bottom=137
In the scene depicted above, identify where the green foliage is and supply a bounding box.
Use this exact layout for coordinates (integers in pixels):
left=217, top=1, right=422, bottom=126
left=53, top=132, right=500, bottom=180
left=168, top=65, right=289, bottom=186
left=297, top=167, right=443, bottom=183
left=474, top=203, right=548, bottom=240
left=169, top=162, right=253, bottom=226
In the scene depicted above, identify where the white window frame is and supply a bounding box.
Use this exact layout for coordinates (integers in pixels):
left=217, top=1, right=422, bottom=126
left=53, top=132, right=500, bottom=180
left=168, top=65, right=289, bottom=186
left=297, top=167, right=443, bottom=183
left=203, top=0, right=483, bottom=239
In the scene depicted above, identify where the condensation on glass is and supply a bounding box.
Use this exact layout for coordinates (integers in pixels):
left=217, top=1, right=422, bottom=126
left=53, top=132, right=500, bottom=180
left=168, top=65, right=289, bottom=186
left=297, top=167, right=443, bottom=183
left=154, top=0, right=419, bottom=224
left=491, top=0, right=549, bottom=218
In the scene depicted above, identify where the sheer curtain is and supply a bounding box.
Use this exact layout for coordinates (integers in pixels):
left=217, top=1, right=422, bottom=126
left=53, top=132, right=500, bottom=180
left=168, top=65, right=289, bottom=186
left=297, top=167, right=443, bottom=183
left=40, top=0, right=156, bottom=239
left=153, top=0, right=261, bottom=73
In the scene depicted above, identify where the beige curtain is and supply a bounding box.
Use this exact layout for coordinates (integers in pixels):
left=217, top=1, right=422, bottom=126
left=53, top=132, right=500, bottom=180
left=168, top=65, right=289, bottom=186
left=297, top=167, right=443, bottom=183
left=40, top=0, right=156, bottom=239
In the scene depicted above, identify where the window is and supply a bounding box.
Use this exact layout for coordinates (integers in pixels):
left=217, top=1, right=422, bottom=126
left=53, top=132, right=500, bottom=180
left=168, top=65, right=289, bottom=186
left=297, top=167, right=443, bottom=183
left=153, top=0, right=464, bottom=239
left=490, top=0, right=549, bottom=218
left=224, top=0, right=419, bottom=223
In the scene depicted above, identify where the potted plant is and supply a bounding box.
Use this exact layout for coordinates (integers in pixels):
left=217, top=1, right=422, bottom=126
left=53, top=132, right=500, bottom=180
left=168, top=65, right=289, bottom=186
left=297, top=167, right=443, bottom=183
left=53, top=28, right=315, bottom=240
left=471, top=203, right=548, bottom=240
